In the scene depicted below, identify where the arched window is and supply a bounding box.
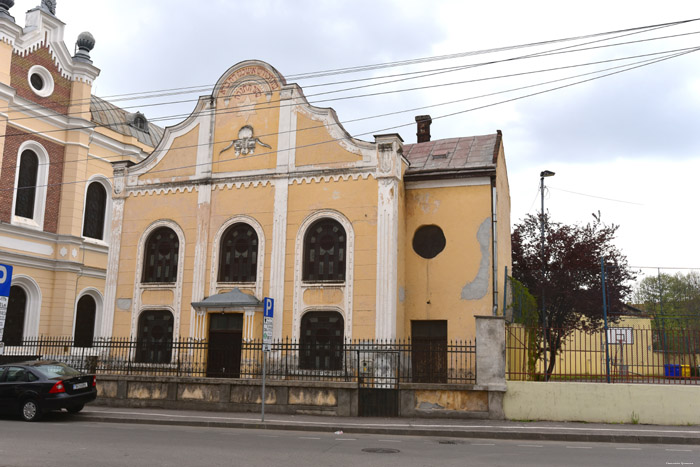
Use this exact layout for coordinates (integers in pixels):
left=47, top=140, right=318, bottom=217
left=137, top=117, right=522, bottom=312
left=142, top=227, right=179, bottom=283
left=299, top=311, right=344, bottom=370
left=218, top=223, right=258, bottom=283
left=14, top=150, right=39, bottom=219
left=135, top=310, right=174, bottom=363
left=74, top=295, right=96, bottom=348
left=302, top=219, right=346, bottom=282
left=82, top=182, right=107, bottom=240
left=2, top=286, right=27, bottom=346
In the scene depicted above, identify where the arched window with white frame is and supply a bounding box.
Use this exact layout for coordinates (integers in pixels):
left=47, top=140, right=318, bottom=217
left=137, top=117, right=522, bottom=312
left=82, top=178, right=111, bottom=241
left=11, top=141, right=49, bottom=230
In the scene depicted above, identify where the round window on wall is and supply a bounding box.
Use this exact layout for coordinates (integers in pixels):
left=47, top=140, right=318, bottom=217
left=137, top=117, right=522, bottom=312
left=412, top=225, right=446, bottom=259
left=27, top=65, right=54, bottom=98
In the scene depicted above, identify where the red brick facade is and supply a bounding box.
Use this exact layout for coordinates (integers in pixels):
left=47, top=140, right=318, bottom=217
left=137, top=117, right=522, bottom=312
left=10, top=45, right=72, bottom=115
left=0, top=126, right=65, bottom=233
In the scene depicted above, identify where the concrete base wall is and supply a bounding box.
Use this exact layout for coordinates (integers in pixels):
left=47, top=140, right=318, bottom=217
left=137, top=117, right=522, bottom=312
left=505, top=381, right=700, bottom=425
left=95, top=376, right=504, bottom=419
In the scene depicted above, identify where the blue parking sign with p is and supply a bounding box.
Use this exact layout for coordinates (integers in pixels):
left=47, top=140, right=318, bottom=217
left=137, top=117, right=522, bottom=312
left=0, top=264, right=12, bottom=297
left=263, top=297, right=274, bottom=318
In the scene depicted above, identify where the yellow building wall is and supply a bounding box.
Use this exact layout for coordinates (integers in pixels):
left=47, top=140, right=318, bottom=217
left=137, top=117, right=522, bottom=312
left=404, top=184, right=493, bottom=341
left=285, top=176, right=379, bottom=339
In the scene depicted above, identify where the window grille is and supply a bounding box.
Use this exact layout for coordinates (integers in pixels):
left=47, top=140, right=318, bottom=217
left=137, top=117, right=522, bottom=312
left=142, top=227, right=179, bottom=283
left=303, top=219, right=346, bottom=282
left=218, top=223, right=258, bottom=283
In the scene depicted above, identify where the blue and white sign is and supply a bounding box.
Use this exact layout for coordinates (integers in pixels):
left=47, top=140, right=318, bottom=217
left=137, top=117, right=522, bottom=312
left=0, top=263, right=13, bottom=354
left=0, top=263, right=12, bottom=298
left=262, top=297, right=274, bottom=351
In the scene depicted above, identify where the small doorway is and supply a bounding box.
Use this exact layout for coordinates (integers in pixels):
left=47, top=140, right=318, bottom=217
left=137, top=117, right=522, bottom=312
left=411, top=320, right=447, bottom=383
left=206, top=313, right=243, bottom=378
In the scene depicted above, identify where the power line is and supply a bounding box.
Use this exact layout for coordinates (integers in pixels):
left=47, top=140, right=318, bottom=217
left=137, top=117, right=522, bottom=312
left=4, top=46, right=692, bottom=174
left=4, top=45, right=696, bottom=193
left=548, top=187, right=644, bottom=206
left=5, top=21, right=697, bottom=123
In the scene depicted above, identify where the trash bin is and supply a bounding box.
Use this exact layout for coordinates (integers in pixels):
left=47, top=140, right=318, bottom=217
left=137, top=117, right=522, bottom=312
left=681, top=365, right=690, bottom=378
left=664, top=364, right=681, bottom=377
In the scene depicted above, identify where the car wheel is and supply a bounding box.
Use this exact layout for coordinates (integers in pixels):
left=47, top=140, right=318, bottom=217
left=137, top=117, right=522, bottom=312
left=67, top=404, right=84, bottom=414
left=21, top=399, right=42, bottom=422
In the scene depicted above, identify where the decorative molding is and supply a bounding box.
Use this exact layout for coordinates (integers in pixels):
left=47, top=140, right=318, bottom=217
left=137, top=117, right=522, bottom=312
left=292, top=209, right=355, bottom=341
left=289, top=172, right=373, bottom=185
left=101, top=197, right=123, bottom=337
left=190, top=185, right=212, bottom=340
left=269, top=179, right=288, bottom=339
left=129, top=185, right=198, bottom=197
left=9, top=275, right=41, bottom=339
left=0, top=234, right=54, bottom=256
left=72, top=287, right=104, bottom=343
left=375, top=178, right=399, bottom=339
left=11, top=139, right=50, bottom=231
left=0, top=249, right=106, bottom=278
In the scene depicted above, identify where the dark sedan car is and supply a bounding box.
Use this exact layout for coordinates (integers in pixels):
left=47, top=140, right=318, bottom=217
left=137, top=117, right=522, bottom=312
left=0, top=361, right=97, bottom=421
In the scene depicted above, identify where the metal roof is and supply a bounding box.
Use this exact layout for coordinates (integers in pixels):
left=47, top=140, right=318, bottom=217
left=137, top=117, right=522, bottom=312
left=403, top=133, right=501, bottom=178
left=191, top=288, right=262, bottom=311
left=90, top=95, right=165, bottom=147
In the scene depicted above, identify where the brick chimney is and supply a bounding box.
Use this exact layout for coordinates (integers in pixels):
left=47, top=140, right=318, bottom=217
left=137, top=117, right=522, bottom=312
left=415, top=115, right=432, bottom=143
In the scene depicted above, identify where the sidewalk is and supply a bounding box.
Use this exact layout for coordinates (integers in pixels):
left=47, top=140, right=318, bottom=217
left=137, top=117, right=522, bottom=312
left=78, top=405, right=700, bottom=445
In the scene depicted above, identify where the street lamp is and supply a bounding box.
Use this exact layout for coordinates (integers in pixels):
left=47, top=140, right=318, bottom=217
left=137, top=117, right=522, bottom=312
left=540, top=170, right=555, bottom=380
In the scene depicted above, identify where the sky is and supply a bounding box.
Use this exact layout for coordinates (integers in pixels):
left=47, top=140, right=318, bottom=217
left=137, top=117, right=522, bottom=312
left=10, top=0, right=700, bottom=283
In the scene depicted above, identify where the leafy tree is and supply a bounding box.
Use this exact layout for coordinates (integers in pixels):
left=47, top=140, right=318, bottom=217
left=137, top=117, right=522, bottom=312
left=511, top=213, right=636, bottom=379
left=633, top=272, right=700, bottom=357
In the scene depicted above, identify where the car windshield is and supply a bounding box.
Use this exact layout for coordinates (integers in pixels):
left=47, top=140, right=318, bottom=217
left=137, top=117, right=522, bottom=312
left=32, top=363, right=82, bottom=379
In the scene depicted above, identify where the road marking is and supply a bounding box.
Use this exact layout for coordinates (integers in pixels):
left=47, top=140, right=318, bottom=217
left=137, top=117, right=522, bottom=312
left=518, top=444, right=543, bottom=448
left=259, top=435, right=279, bottom=438
left=566, top=446, right=592, bottom=449
left=336, top=438, right=356, bottom=441
left=299, top=437, right=320, bottom=440
left=471, top=443, right=495, bottom=446
left=378, top=439, right=402, bottom=443
left=616, top=448, right=641, bottom=450
left=666, top=449, right=692, bottom=452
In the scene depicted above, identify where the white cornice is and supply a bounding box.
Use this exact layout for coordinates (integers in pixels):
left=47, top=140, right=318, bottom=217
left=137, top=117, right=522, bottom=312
left=0, top=17, right=22, bottom=46
left=90, top=131, right=149, bottom=160
left=405, top=177, right=491, bottom=190
left=0, top=249, right=106, bottom=279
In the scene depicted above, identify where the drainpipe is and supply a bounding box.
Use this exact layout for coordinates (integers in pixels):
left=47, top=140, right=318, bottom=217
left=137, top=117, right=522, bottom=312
left=491, top=177, right=498, bottom=316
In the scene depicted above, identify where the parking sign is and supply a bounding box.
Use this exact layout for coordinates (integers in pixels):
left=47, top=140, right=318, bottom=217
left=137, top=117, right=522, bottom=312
left=0, top=263, right=13, bottom=355
left=262, top=297, right=274, bottom=351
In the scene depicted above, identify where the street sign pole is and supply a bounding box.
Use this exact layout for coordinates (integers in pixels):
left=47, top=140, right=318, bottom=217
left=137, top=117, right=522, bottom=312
left=0, top=264, right=14, bottom=356
left=262, top=298, right=274, bottom=422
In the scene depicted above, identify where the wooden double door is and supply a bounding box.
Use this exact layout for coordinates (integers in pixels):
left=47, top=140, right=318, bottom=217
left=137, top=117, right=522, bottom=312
left=206, top=314, right=243, bottom=378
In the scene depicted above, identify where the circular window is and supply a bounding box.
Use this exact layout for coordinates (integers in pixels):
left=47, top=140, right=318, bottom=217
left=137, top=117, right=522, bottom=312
left=412, top=225, right=446, bottom=259
left=27, top=65, right=54, bottom=98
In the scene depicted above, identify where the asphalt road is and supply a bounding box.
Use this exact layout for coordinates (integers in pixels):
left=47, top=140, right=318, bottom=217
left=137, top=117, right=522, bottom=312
left=0, top=413, right=697, bottom=467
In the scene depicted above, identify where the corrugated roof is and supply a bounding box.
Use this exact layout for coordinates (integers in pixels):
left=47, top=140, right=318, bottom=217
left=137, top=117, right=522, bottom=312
left=90, top=95, right=165, bottom=148
left=403, top=133, right=500, bottom=178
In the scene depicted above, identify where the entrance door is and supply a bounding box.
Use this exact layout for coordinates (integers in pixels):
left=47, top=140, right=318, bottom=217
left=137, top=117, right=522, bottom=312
left=411, top=320, right=447, bottom=383
left=206, top=314, right=243, bottom=378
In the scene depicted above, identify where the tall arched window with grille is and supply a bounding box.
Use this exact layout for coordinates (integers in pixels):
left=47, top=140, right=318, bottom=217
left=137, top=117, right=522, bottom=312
left=135, top=310, right=174, bottom=363
left=82, top=182, right=107, bottom=240
left=299, top=311, right=344, bottom=370
left=302, top=219, right=346, bottom=282
left=2, top=286, right=27, bottom=346
left=218, top=223, right=258, bottom=283
left=14, top=150, right=39, bottom=219
left=142, top=227, right=179, bottom=283
left=74, top=295, right=96, bottom=348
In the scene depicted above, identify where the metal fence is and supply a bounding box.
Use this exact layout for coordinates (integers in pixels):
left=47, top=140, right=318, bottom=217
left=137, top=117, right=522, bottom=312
left=0, top=337, right=476, bottom=384
left=507, top=324, right=700, bottom=384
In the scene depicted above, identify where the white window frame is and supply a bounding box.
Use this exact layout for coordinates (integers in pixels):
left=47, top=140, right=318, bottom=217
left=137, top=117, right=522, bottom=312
left=11, top=141, right=50, bottom=231
left=27, top=65, right=55, bottom=98
left=71, top=288, right=103, bottom=347
left=80, top=176, right=112, bottom=244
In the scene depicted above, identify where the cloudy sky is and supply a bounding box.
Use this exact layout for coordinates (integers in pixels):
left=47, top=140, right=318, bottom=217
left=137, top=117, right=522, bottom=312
left=12, top=0, right=700, bottom=281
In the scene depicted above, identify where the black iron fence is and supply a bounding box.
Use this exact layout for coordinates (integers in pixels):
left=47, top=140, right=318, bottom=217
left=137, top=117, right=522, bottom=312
left=0, top=337, right=476, bottom=384
left=507, top=324, right=700, bottom=384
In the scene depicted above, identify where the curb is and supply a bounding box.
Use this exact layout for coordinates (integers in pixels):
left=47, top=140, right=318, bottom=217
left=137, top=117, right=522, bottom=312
left=77, top=414, right=700, bottom=445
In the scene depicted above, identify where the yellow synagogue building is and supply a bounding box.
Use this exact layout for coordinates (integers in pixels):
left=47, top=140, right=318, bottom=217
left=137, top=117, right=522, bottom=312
left=1, top=3, right=512, bottom=375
